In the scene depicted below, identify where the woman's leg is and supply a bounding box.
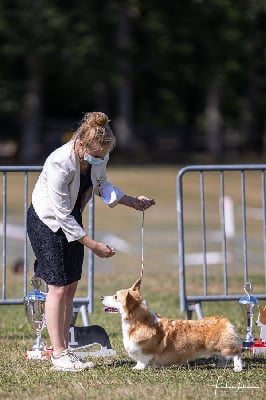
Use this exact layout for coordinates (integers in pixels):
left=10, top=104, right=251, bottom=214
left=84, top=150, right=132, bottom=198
left=63, top=281, right=78, bottom=348
left=45, top=281, right=78, bottom=357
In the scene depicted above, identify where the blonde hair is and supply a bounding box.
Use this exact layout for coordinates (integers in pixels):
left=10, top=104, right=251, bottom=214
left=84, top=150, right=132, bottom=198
left=72, top=111, right=116, bottom=151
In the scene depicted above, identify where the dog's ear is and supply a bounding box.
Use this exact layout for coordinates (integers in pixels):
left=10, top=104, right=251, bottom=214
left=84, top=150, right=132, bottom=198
left=131, top=278, right=141, bottom=291
left=125, top=291, right=137, bottom=312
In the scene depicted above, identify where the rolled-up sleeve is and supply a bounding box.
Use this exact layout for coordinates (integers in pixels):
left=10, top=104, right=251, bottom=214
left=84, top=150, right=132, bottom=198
left=91, top=162, right=125, bottom=207
left=98, top=182, right=125, bottom=208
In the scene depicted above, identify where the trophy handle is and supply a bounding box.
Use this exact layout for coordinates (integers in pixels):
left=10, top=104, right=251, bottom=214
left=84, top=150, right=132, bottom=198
left=244, top=282, right=252, bottom=297
left=31, top=276, right=42, bottom=290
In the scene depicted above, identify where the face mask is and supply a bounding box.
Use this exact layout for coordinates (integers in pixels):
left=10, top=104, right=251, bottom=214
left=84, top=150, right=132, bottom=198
left=84, top=153, right=109, bottom=166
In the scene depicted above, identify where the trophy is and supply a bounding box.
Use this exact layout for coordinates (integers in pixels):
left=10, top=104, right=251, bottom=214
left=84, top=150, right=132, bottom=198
left=239, top=282, right=258, bottom=350
left=24, top=276, right=46, bottom=352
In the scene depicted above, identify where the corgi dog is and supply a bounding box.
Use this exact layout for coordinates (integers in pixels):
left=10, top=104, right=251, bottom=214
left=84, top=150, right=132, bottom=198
left=101, top=279, right=242, bottom=372
left=255, top=304, right=266, bottom=342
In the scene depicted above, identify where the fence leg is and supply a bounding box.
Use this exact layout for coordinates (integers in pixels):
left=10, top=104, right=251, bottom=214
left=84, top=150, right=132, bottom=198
left=186, top=302, right=203, bottom=319
left=71, top=304, right=90, bottom=326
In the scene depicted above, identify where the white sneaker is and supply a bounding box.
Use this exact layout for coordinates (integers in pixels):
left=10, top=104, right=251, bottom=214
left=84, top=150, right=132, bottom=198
left=51, top=349, right=94, bottom=371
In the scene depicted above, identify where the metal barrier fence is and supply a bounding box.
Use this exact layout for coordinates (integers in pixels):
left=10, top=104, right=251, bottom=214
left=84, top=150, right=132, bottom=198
left=0, top=166, right=95, bottom=324
left=177, top=164, right=266, bottom=319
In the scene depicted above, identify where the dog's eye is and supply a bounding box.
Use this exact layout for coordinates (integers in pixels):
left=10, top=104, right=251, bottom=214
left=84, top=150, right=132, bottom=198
left=114, top=295, right=117, bottom=300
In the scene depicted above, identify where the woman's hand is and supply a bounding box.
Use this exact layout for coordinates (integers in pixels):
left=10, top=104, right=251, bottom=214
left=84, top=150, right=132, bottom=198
left=135, top=195, right=155, bottom=211
left=93, top=242, right=116, bottom=258
left=79, top=236, right=115, bottom=258
left=119, top=195, right=155, bottom=211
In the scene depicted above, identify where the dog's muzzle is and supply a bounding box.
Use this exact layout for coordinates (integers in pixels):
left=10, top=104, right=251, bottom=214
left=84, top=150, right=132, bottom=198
left=100, top=296, right=119, bottom=313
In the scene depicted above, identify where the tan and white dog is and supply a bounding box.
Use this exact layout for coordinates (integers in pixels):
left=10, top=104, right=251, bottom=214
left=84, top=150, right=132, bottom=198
left=101, top=279, right=243, bottom=372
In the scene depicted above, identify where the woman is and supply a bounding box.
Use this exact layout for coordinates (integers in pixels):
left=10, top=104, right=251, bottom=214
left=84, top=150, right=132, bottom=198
left=27, top=111, right=155, bottom=371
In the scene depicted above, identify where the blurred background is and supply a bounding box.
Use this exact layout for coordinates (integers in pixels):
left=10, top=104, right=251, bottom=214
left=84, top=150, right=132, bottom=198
left=0, top=0, right=265, bottom=166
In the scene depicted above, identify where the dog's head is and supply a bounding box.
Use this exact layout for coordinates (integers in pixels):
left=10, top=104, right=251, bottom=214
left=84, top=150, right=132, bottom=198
left=101, top=279, right=144, bottom=320
left=256, top=304, right=266, bottom=326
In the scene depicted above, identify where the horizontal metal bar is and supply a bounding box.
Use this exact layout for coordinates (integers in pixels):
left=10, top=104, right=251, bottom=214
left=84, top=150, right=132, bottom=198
left=0, top=166, right=43, bottom=172
left=178, top=164, right=266, bottom=175
left=0, top=298, right=90, bottom=305
left=186, top=294, right=266, bottom=302
left=0, top=299, right=24, bottom=305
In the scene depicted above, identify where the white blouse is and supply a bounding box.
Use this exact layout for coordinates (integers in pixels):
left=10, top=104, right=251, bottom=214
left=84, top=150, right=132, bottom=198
left=32, top=140, right=125, bottom=242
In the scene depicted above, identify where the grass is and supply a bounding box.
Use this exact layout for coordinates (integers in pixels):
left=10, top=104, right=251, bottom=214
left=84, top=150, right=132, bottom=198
left=1, top=276, right=266, bottom=400
left=1, top=165, right=266, bottom=399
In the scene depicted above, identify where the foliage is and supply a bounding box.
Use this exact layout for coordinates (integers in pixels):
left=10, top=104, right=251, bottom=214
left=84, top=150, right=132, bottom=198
left=0, top=1, right=265, bottom=159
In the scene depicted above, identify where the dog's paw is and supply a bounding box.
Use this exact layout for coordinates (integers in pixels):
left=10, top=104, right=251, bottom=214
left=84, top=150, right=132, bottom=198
left=133, top=362, right=146, bottom=370
left=233, top=364, right=243, bottom=372
left=233, top=355, right=243, bottom=372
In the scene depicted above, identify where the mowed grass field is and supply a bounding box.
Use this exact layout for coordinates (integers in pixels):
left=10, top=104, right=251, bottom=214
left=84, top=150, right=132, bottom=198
left=0, top=165, right=266, bottom=400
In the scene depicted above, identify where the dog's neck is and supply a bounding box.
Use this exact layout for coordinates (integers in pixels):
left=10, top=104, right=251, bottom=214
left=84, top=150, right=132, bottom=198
left=142, top=301, right=161, bottom=325
left=122, top=299, right=160, bottom=326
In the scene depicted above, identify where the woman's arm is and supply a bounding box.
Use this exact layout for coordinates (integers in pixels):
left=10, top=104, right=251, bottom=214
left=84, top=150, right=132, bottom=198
left=79, top=235, right=115, bottom=258
left=118, top=195, right=155, bottom=211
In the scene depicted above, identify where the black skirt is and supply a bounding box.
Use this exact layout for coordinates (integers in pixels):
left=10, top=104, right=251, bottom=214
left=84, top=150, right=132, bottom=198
left=27, top=204, right=84, bottom=286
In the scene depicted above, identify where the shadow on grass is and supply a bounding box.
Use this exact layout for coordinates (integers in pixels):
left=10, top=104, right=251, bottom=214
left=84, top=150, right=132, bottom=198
left=242, top=356, right=266, bottom=368
left=104, top=355, right=266, bottom=371
left=102, top=359, right=135, bottom=368
left=187, top=355, right=266, bottom=371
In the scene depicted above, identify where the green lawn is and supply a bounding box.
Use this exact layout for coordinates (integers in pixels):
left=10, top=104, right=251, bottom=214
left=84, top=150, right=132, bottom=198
left=0, top=165, right=266, bottom=399
left=0, top=274, right=266, bottom=400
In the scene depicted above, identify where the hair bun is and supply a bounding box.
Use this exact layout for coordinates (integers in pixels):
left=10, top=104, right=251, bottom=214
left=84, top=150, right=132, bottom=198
left=85, top=112, right=109, bottom=128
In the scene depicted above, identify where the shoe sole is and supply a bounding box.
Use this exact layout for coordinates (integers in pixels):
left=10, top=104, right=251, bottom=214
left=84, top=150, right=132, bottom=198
left=51, top=364, right=94, bottom=372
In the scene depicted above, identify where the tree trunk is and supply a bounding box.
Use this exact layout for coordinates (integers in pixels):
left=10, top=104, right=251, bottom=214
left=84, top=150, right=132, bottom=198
left=239, top=94, right=253, bottom=150
left=204, top=76, right=223, bottom=158
left=113, top=0, right=133, bottom=151
left=19, top=56, right=42, bottom=164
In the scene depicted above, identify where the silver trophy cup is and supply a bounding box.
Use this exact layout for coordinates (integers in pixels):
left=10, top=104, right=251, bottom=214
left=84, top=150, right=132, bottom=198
left=24, top=276, right=46, bottom=351
left=239, top=282, right=258, bottom=350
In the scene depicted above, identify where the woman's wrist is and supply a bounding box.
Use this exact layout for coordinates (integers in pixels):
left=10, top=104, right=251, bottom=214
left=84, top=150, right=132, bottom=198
left=118, top=195, right=136, bottom=208
left=79, top=235, right=97, bottom=251
left=118, top=194, right=155, bottom=211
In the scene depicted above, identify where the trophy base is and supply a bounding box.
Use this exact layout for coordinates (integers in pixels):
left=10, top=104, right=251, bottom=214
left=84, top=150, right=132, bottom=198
left=26, top=349, right=52, bottom=360
left=73, top=347, right=116, bottom=358
left=242, top=340, right=255, bottom=351
left=252, top=346, right=266, bottom=355
left=250, top=339, right=266, bottom=355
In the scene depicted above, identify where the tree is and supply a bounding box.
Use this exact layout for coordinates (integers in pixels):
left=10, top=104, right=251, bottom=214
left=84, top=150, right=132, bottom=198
left=0, top=1, right=265, bottom=162
left=0, top=1, right=69, bottom=162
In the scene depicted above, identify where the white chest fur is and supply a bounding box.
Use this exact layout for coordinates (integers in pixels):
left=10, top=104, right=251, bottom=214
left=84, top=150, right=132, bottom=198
left=121, top=319, right=155, bottom=370
left=121, top=320, right=141, bottom=357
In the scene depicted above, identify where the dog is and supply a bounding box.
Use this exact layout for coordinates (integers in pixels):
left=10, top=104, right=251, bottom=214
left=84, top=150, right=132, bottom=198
left=255, top=304, right=266, bottom=342
left=101, top=279, right=243, bottom=371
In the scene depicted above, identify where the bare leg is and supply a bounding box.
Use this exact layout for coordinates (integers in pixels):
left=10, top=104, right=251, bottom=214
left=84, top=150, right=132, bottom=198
left=63, top=281, right=78, bottom=348
left=45, top=281, right=78, bottom=357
